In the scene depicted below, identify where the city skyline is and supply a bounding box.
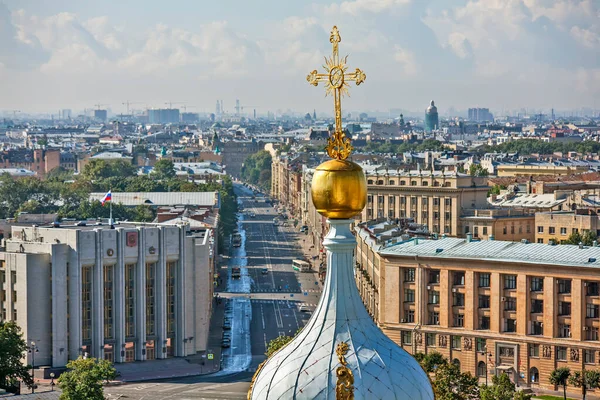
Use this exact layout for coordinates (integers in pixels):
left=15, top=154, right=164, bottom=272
left=1, top=0, right=599, bottom=113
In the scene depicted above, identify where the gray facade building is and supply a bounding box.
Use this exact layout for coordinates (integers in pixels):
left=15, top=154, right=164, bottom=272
left=425, top=100, right=439, bottom=132
left=148, top=109, right=180, bottom=124
left=0, top=223, right=216, bottom=368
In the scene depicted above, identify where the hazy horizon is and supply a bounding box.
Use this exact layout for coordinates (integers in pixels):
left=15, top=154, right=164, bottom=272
left=1, top=0, right=599, bottom=115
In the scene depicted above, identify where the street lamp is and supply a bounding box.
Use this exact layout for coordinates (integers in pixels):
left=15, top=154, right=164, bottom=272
left=28, top=341, right=39, bottom=393
left=412, top=323, right=421, bottom=355
left=50, top=372, right=55, bottom=391
left=480, top=346, right=493, bottom=386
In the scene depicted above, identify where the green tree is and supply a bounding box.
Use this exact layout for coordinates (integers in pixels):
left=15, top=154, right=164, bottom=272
left=566, top=231, right=583, bottom=245
left=433, top=362, right=479, bottom=400
left=0, top=321, right=34, bottom=392
left=265, top=335, right=293, bottom=358
left=152, top=159, right=176, bottom=180
left=568, top=370, right=600, bottom=400
left=81, top=159, right=137, bottom=181
left=241, top=150, right=272, bottom=191
left=469, top=163, right=489, bottom=177
left=549, top=367, right=571, bottom=400
left=416, top=351, right=447, bottom=376
left=582, top=230, right=598, bottom=246
left=58, top=356, right=116, bottom=400
left=480, top=373, right=515, bottom=400
left=513, top=390, right=533, bottom=400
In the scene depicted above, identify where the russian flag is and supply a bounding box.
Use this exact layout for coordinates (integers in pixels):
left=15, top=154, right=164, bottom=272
left=101, top=190, right=112, bottom=206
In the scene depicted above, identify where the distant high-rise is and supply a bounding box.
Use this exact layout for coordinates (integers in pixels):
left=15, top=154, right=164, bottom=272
left=61, top=109, right=72, bottom=120
left=468, top=107, right=494, bottom=122
left=148, top=108, right=180, bottom=124
left=215, top=100, right=221, bottom=116
left=181, top=112, right=199, bottom=123
left=425, top=100, right=439, bottom=132
left=94, top=109, right=107, bottom=122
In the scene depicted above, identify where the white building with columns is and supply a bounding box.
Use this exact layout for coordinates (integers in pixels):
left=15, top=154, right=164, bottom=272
left=0, top=222, right=216, bottom=369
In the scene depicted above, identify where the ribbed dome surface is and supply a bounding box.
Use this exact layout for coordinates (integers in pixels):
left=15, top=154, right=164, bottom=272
left=250, top=220, right=434, bottom=400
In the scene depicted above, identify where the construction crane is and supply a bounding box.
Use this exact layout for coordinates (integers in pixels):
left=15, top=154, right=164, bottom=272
left=165, top=101, right=186, bottom=109
left=122, top=101, right=144, bottom=114
left=11, top=110, right=20, bottom=118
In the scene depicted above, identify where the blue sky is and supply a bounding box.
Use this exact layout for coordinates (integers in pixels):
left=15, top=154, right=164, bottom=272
left=1, top=0, right=599, bottom=115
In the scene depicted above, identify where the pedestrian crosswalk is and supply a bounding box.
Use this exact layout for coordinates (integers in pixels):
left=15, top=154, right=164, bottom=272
left=249, top=299, right=317, bottom=307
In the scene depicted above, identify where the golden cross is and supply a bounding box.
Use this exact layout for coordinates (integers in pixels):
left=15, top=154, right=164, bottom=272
left=307, top=26, right=366, bottom=160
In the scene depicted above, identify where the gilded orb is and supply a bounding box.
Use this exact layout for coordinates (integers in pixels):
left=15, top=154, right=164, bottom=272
left=311, top=159, right=367, bottom=219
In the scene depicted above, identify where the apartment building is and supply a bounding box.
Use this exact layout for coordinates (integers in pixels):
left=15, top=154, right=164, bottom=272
left=460, top=208, right=535, bottom=242
left=362, top=167, right=489, bottom=236
left=535, top=210, right=600, bottom=244
left=0, top=223, right=216, bottom=369
left=355, top=232, right=600, bottom=395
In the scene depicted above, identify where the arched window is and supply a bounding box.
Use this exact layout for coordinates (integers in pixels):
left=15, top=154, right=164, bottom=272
left=477, top=361, right=486, bottom=377
left=452, top=359, right=461, bottom=369
left=423, top=181, right=429, bottom=186
left=400, top=180, right=406, bottom=186
left=367, top=179, right=373, bottom=184
left=411, top=181, right=417, bottom=186
left=377, top=180, right=384, bottom=185
left=530, top=367, right=539, bottom=383
left=389, top=180, right=395, bottom=185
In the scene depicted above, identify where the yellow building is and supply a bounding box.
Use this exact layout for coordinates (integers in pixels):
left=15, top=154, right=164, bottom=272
left=355, top=231, right=600, bottom=396
left=535, top=211, right=600, bottom=244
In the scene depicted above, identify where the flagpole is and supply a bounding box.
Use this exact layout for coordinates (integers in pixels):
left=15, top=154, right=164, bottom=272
left=109, top=188, right=113, bottom=226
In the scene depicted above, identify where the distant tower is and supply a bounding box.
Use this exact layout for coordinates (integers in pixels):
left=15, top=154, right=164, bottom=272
left=425, top=100, right=439, bottom=132
left=220, top=100, right=224, bottom=115
left=313, top=109, right=317, bottom=120
left=235, top=99, right=240, bottom=116
left=215, top=100, right=220, bottom=116
left=399, top=113, right=405, bottom=126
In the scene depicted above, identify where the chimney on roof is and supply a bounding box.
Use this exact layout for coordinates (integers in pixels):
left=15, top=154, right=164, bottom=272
left=466, top=233, right=473, bottom=243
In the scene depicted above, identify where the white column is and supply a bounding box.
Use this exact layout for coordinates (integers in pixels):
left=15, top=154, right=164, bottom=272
left=156, top=228, right=168, bottom=359
left=114, top=229, right=126, bottom=363
left=92, top=230, right=104, bottom=359
left=176, top=226, right=186, bottom=356
left=135, top=229, right=147, bottom=360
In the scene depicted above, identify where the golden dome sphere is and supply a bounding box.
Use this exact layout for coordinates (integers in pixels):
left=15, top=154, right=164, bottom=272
left=311, top=159, right=367, bottom=219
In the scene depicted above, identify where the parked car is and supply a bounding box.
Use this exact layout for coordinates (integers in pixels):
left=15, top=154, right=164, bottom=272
left=223, top=320, right=232, bottom=330
left=299, top=305, right=310, bottom=312
left=261, top=268, right=269, bottom=275
left=221, top=339, right=231, bottom=348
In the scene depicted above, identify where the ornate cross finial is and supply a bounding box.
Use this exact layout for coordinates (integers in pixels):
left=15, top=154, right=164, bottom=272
left=307, top=26, right=366, bottom=160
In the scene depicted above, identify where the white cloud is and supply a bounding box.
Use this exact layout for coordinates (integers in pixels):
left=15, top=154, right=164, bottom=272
left=324, top=0, right=411, bottom=16
left=393, top=45, right=417, bottom=75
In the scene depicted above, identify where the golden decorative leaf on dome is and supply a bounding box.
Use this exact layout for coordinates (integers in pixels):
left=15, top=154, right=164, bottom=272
left=335, top=341, right=355, bottom=400
left=306, top=26, right=366, bottom=160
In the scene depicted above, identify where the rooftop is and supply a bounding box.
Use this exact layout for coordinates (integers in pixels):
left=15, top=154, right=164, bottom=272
left=89, top=191, right=219, bottom=207
left=380, top=237, right=600, bottom=269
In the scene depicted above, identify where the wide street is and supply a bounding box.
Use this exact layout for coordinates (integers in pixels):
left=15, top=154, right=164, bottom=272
left=105, top=183, right=323, bottom=399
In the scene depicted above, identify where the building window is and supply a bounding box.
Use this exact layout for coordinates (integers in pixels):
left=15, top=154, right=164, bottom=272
left=479, top=273, right=490, bottom=288
left=453, top=313, right=464, bottom=327
left=556, top=346, right=567, bottom=361
left=389, top=180, right=395, bottom=185
left=560, top=227, right=567, bottom=235
left=477, top=361, right=486, bottom=377
left=406, top=309, right=415, bottom=323
left=559, top=301, right=571, bottom=316
left=505, top=297, right=517, bottom=311
left=103, top=265, right=114, bottom=340
left=125, top=264, right=135, bottom=338
left=529, top=344, right=540, bottom=357
left=531, top=299, right=543, bottom=314
left=429, top=270, right=440, bottom=284
left=479, top=316, right=490, bottom=330
left=146, top=263, right=156, bottom=336
left=428, top=291, right=440, bottom=304
left=404, top=268, right=415, bottom=282
left=453, top=272, right=465, bottom=286
left=483, top=226, right=488, bottom=235
left=587, top=282, right=599, bottom=296
left=587, top=303, right=599, bottom=318
left=587, top=327, right=599, bottom=341
left=531, top=321, right=543, bottom=335
left=476, top=338, right=486, bottom=352
left=428, top=312, right=440, bottom=325
left=404, top=289, right=415, bottom=303
left=426, top=333, right=436, bottom=346
left=505, top=319, right=516, bottom=332
left=537, top=226, right=543, bottom=233
left=530, top=367, right=540, bottom=383
left=558, top=279, right=571, bottom=294
left=559, top=324, right=571, bottom=338
left=530, top=277, right=544, bottom=292
left=81, top=266, right=92, bottom=342
left=549, top=227, right=555, bottom=235
left=402, top=331, right=412, bottom=344
left=400, top=180, right=406, bottom=186
left=166, top=261, right=176, bottom=335
left=453, top=293, right=465, bottom=306
left=504, top=275, right=517, bottom=289
left=451, top=336, right=461, bottom=350
left=445, top=198, right=452, bottom=206
left=433, top=198, right=440, bottom=206
left=585, top=349, right=596, bottom=364
left=411, top=181, right=417, bottom=186
left=537, top=239, right=544, bottom=243
left=479, top=295, right=490, bottom=309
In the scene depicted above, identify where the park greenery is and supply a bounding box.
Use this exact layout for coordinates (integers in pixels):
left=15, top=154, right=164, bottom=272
left=481, top=139, right=600, bottom=156
left=0, top=321, right=34, bottom=393
left=0, top=158, right=237, bottom=252
left=57, top=356, right=117, bottom=400
left=241, top=150, right=272, bottom=191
